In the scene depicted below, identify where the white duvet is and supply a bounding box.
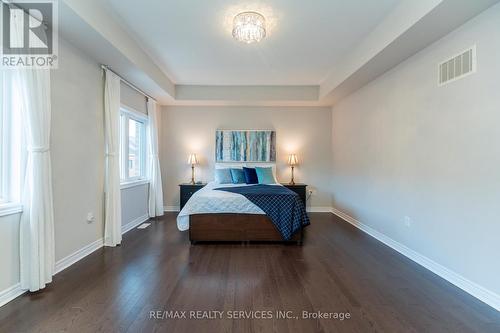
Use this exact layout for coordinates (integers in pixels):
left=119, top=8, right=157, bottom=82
left=177, top=181, right=282, bottom=231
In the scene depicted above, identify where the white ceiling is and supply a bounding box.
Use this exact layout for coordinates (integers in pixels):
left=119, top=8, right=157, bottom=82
left=103, top=0, right=401, bottom=85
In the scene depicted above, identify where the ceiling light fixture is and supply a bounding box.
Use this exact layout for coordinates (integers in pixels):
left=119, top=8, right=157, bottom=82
left=232, top=11, right=266, bottom=44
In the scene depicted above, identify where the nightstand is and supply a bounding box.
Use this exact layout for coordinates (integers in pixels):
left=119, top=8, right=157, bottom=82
left=179, top=183, right=206, bottom=210
left=281, top=183, right=307, bottom=205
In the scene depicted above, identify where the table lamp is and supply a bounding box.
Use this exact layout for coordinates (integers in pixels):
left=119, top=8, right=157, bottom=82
left=288, top=154, right=298, bottom=185
left=188, top=154, right=198, bottom=184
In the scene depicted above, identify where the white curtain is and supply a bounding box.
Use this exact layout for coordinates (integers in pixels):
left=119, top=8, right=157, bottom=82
left=18, top=68, right=55, bottom=292
left=12, top=11, right=55, bottom=291
left=147, top=99, right=164, bottom=217
left=103, top=69, right=122, bottom=246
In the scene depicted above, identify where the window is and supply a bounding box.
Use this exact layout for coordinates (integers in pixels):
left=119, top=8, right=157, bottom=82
left=0, top=69, right=25, bottom=215
left=120, top=107, right=148, bottom=185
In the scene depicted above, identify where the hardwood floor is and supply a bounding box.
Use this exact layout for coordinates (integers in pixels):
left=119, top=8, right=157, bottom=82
left=0, top=212, right=499, bottom=332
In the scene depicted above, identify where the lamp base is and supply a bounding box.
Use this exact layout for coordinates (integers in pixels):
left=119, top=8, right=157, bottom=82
left=190, top=165, right=195, bottom=184
left=289, top=166, right=295, bottom=185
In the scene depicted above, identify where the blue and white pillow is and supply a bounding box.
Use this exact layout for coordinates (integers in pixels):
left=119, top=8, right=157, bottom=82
left=214, top=168, right=233, bottom=184
left=230, top=168, right=246, bottom=184
left=255, top=167, right=275, bottom=184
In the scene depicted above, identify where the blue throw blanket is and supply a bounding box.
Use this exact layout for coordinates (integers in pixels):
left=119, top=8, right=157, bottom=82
left=214, top=185, right=310, bottom=240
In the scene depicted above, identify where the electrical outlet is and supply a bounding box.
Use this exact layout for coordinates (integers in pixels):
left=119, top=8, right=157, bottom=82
left=86, top=212, right=95, bottom=224
left=308, top=188, right=317, bottom=196
left=404, top=216, right=412, bottom=227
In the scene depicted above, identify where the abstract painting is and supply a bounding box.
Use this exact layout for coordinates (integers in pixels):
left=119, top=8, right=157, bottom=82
left=215, top=130, right=276, bottom=162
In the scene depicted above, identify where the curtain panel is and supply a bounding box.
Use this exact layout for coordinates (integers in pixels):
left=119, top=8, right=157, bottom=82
left=103, top=69, right=122, bottom=246
left=147, top=99, right=164, bottom=217
left=12, top=6, right=55, bottom=291
left=18, top=68, right=55, bottom=292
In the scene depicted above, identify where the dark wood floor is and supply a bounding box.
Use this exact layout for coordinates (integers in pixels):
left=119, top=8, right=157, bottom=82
left=1, top=213, right=499, bottom=333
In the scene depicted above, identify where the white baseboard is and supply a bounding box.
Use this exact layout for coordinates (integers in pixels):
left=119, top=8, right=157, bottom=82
left=122, top=214, right=150, bottom=234
left=0, top=283, right=25, bottom=308
left=54, top=238, right=104, bottom=274
left=164, top=206, right=180, bottom=212
left=307, top=206, right=333, bottom=213
left=331, top=207, right=500, bottom=312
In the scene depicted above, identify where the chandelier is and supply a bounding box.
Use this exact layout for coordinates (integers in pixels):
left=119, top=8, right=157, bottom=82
left=232, top=11, right=266, bottom=44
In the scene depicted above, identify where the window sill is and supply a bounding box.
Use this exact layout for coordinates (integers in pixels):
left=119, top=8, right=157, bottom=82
left=120, top=179, right=150, bottom=190
left=0, top=203, right=23, bottom=217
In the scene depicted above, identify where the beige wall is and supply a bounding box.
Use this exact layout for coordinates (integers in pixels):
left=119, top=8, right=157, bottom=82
left=51, top=38, right=105, bottom=260
left=160, top=106, right=332, bottom=210
left=331, top=4, right=500, bottom=296
left=119, top=81, right=149, bottom=226
left=0, top=214, right=20, bottom=291
left=120, top=81, right=147, bottom=114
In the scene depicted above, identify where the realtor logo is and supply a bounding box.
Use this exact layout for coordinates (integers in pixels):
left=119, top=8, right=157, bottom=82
left=1, top=0, right=58, bottom=68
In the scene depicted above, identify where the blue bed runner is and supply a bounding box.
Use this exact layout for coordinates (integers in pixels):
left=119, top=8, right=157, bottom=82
left=214, top=185, right=310, bottom=240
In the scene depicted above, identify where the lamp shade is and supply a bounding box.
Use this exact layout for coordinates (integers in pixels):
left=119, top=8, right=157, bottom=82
left=188, top=154, right=198, bottom=165
left=288, top=154, right=298, bottom=166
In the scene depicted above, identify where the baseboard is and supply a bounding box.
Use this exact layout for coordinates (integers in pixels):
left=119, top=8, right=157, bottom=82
left=122, top=214, right=150, bottom=234
left=0, top=283, right=25, bottom=308
left=54, top=238, right=104, bottom=274
left=331, top=207, right=500, bottom=312
left=307, top=206, right=333, bottom=213
left=164, top=206, right=180, bottom=212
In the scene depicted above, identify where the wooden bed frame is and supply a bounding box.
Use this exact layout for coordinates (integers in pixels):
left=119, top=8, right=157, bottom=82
left=189, top=213, right=304, bottom=245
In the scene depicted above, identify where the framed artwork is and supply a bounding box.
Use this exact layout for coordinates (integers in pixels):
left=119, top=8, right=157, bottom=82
left=215, top=130, right=276, bottom=162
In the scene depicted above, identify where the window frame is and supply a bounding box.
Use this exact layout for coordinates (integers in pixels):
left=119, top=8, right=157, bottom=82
left=119, top=105, right=148, bottom=187
left=0, top=69, right=24, bottom=217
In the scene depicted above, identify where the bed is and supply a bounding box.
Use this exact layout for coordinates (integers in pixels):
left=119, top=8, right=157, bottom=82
left=177, top=181, right=308, bottom=244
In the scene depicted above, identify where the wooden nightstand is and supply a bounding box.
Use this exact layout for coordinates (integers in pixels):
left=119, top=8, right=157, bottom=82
left=281, top=183, right=307, bottom=205
left=179, top=183, right=206, bottom=210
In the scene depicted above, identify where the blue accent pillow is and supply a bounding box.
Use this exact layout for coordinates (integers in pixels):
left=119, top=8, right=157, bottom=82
left=230, top=168, right=246, bottom=184
left=214, top=168, right=233, bottom=184
left=255, top=167, right=275, bottom=184
left=242, top=167, right=258, bottom=184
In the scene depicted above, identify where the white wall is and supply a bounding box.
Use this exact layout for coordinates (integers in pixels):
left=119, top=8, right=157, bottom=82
left=331, top=3, right=500, bottom=297
left=160, top=106, right=332, bottom=210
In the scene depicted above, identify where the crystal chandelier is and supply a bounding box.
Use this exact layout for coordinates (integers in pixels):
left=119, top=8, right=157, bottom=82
left=232, top=11, right=266, bottom=44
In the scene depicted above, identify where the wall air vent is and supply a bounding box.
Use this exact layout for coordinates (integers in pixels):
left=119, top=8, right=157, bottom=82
left=439, top=46, right=476, bottom=86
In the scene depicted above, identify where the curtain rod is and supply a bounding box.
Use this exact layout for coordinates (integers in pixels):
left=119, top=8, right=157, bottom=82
left=101, top=65, right=157, bottom=102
